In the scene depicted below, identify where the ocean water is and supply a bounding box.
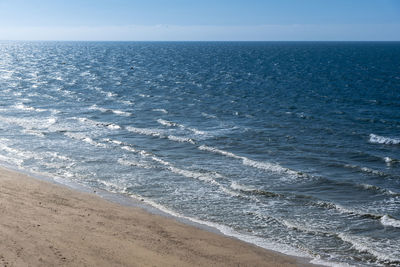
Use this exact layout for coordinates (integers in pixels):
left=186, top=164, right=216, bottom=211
left=0, top=41, right=399, bottom=266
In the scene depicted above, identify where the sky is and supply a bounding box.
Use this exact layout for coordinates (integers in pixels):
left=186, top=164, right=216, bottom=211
left=0, top=0, right=399, bottom=41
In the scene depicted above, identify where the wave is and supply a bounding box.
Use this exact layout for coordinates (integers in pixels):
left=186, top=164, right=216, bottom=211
left=117, top=158, right=153, bottom=169
left=75, top=117, right=121, bottom=130
left=380, top=215, right=400, bottom=228
left=101, top=137, right=235, bottom=196
left=89, top=104, right=132, bottom=116
left=157, top=119, right=206, bottom=135
left=126, top=126, right=163, bottom=137
left=383, top=156, right=399, bottom=166
left=14, top=103, right=47, bottom=112
left=127, top=195, right=308, bottom=261
left=167, top=135, right=195, bottom=144
left=143, top=155, right=239, bottom=197
left=313, top=200, right=400, bottom=230
left=126, top=126, right=196, bottom=145
left=344, top=164, right=392, bottom=178
left=0, top=115, right=59, bottom=136
left=157, top=119, right=181, bottom=128
left=357, top=183, right=399, bottom=196
left=230, top=181, right=282, bottom=198
left=21, top=129, right=46, bottom=138
left=338, top=233, right=400, bottom=264
left=369, top=134, right=400, bottom=145
left=153, top=108, right=168, bottom=114
left=93, top=87, right=118, bottom=98
left=64, top=132, right=107, bottom=148
left=198, top=145, right=304, bottom=180
left=201, top=112, right=217, bottom=119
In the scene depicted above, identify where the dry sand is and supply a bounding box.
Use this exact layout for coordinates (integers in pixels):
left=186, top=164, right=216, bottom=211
left=0, top=166, right=315, bottom=267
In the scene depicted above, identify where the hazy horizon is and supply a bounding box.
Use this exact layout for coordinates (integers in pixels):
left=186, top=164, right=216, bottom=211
left=0, top=1, right=399, bottom=41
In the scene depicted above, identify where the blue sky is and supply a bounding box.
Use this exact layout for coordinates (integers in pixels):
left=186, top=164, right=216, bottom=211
left=0, top=0, right=399, bottom=40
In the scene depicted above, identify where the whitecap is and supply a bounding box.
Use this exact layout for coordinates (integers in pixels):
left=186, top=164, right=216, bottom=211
left=14, top=103, right=47, bottom=112
left=157, top=119, right=179, bottom=127
left=230, top=181, right=256, bottom=192
left=156, top=119, right=206, bottom=135
left=126, top=126, right=163, bottom=137
left=369, top=134, right=400, bottom=145
left=167, top=135, right=195, bottom=144
left=89, top=104, right=132, bottom=116
left=153, top=108, right=168, bottom=114
left=107, top=124, right=121, bottom=130
left=380, top=215, right=400, bottom=228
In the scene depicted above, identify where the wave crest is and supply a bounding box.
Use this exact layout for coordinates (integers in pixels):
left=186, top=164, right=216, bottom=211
left=369, top=134, right=400, bottom=145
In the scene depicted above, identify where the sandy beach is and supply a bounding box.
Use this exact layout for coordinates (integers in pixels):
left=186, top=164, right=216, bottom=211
left=0, top=166, right=316, bottom=267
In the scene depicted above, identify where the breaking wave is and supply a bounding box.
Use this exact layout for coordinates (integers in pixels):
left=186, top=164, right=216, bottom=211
left=369, top=134, right=400, bottom=145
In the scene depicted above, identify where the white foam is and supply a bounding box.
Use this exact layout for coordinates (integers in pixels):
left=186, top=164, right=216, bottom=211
left=360, top=167, right=386, bottom=177
left=338, top=233, right=400, bottom=263
left=64, top=132, right=107, bottom=148
left=369, top=134, right=400, bottom=145
left=199, top=145, right=301, bottom=180
left=21, top=129, right=46, bottom=137
left=117, top=158, right=152, bottom=169
left=157, top=119, right=179, bottom=127
left=201, top=112, right=217, bottom=119
left=97, top=179, right=128, bottom=194
left=139, top=94, right=150, bottom=98
left=153, top=108, right=168, bottom=114
left=187, top=127, right=207, bottom=135
left=89, top=104, right=132, bottom=116
left=126, top=126, right=195, bottom=145
left=75, top=117, right=122, bottom=131
left=102, top=138, right=123, bottom=146
left=14, top=103, right=47, bottom=112
left=148, top=155, right=237, bottom=195
left=112, top=109, right=132, bottom=116
left=107, top=124, right=121, bottom=130
left=384, top=157, right=393, bottom=163
left=230, top=181, right=256, bottom=192
left=156, top=119, right=206, bottom=135
left=89, top=104, right=108, bottom=113
left=121, top=145, right=139, bottom=153
left=126, top=126, right=163, bottom=137
left=167, top=135, right=195, bottom=144
left=130, top=196, right=309, bottom=260
left=380, top=215, right=400, bottom=228
left=150, top=156, right=170, bottom=166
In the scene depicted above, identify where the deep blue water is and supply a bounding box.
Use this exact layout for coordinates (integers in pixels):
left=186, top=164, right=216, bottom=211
left=0, top=41, right=399, bottom=266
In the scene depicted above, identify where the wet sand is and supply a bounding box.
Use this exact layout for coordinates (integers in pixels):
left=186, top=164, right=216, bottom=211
left=0, top=167, right=315, bottom=266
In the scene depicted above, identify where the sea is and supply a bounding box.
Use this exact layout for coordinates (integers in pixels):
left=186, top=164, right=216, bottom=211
left=0, top=41, right=399, bottom=266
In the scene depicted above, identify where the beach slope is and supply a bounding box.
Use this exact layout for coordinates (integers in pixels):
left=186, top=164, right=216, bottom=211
left=0, top=167, right=311, bottom=266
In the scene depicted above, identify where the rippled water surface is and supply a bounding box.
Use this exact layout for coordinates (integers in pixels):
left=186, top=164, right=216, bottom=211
left=0, top=41, right=399, bottom=266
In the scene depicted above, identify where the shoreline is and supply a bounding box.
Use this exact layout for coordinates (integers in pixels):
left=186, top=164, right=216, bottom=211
left=0, top=166, right=319, bottom=266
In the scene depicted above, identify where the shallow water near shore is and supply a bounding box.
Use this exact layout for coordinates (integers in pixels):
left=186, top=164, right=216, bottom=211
left=0, top=41, right=399, bottom=266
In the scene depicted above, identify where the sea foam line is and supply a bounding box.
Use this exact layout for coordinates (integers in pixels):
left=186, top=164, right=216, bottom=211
left=198, top=145, right=303, bottom=180
left=127, top=194, right=310, bottom=261
left=337, top=233, right=400, bottom=264
left=101, top=137, right=234, bottom=195
left=126, top=126, right=195, bottom=144
left=314, top=200, right=400, bottom=229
